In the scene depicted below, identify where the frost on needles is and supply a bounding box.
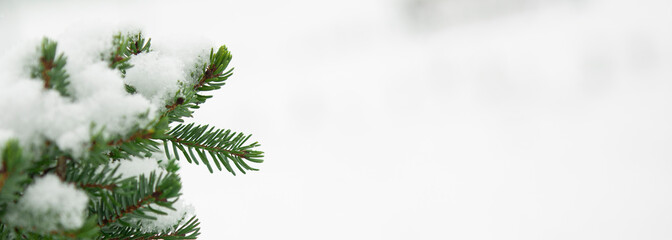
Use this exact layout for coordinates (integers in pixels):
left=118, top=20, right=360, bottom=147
left=0, top=31, right=263, bottom=239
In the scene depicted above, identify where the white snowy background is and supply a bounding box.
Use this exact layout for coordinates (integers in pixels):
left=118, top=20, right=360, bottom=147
left=2, top=0, right=672, bottom=239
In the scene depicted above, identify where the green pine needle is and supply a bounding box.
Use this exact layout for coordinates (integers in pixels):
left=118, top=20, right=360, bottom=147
left=30, top=38, right=71, bottom=97
left=164, top=123, right=263, bottom=175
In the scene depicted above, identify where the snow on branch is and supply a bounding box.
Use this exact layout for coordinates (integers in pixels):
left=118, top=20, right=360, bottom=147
left=0, top=26, right=264, bottom=239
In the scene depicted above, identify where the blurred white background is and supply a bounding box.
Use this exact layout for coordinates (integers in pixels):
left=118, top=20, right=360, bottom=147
left=3, top=0, right=672, bottom=239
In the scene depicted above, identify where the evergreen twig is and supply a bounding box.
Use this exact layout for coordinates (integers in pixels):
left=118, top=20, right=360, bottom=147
left=162, top=45, right=234, bottom=123
left=107, top=32, right=152, bottom=76
left=163, top=123, right=263, bottom=175
left=0, top=32, right=261, bottom=239
left=31, top=38, right=70, bottom=97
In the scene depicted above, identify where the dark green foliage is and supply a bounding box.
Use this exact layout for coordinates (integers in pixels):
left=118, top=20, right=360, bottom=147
left=94, top=171, right=181, bottom=229
left=102, top=216, right=200, bottom=240
left=65, top=162, right=122, bottom=196
left=0, top=141, right=101, bottom=239
left=0, top=141, right=30, bottom=216
left=88, top=116, right=170, bottom=163
left=164, top=123, right=263, bottom=175
left=0, top=224, right=12, bottom=239
left=30, top=38, right=70, bottom=97
left=163, top=46, right=234, bottom=123
left=106, top=32, right=152, bottom=76
left=0, top=31, right=263, bottom=239
left=193, top=46, right=234, bottom=102
left=125, top=84, right=137, bottom=94
left=127, top=33, right=152, bottom=56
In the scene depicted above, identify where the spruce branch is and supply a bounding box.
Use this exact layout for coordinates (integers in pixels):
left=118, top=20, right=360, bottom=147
left=3, top=31, right=263, bottom=238
left=105, top=216, right=200, bottom=240
left=192, top=45, right=233, bottom=92
left=128, top=33, right=152, bottom=56
left=161, top=216, right=200, bottom=239
left=106, top=128, right=155, bottom=147
left=96, top=172, right=181, bottom=230
left=107, top=32, right=152, bottom=77
left=99, top=191, right=163, bottom=227
left=31, top=38, right=70, bottom=97
left=89, top=117, right=170, bottom=162
left=162, top=45, right=234, bottom=123
left=162, top=123, right=263, bottom=175
left=89, top=131, right=159, bottom=163
left=66, top=163, right=122, bottom=195
left=104, top=31, right=152, bottom=97
left=0, top=140, right=30, bottom=216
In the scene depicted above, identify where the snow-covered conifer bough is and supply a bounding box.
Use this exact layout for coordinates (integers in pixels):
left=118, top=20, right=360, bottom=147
left=0, top=29, right=264, bottom=239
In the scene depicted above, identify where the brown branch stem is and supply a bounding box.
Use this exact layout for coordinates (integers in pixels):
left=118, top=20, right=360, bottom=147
left=55, top=156, right=68, bottom=181
left=99, top=190, right=164, bottom=227
left=107, top=130, right=154, bottom=147
left=79, top=183, right=116, bottom=191
left=0, top=162, right=8, bottom=193
left=40, top=57, right=54, bottom=89
left=161, top=64, right=222, bottom=119
left=192, top=64, right=219, bottom=90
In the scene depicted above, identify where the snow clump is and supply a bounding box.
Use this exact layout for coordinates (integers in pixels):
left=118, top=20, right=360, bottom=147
left=0, top=24, right=206, bottom=157
left=4, top=174, right=89, bottom=232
